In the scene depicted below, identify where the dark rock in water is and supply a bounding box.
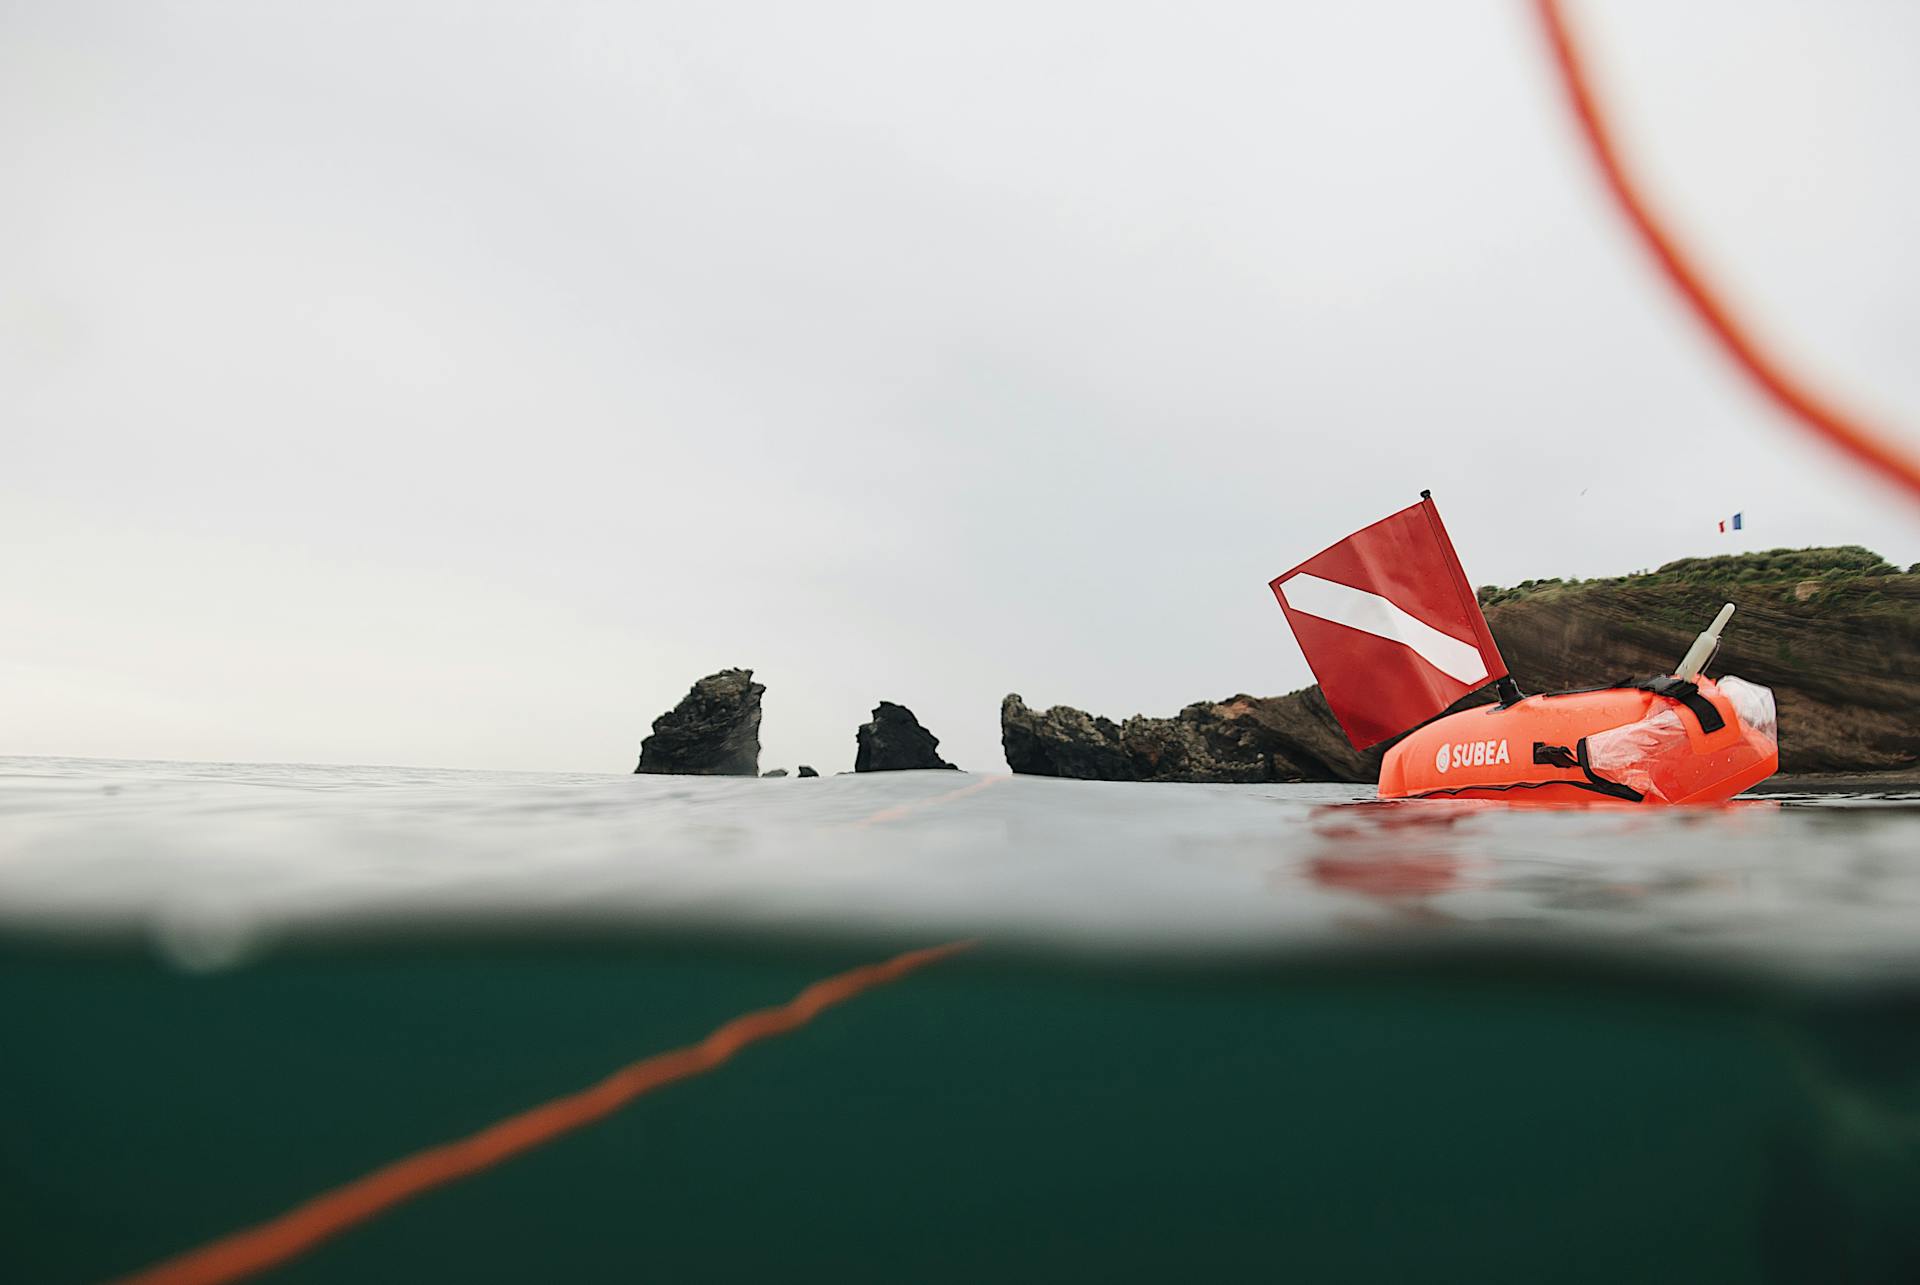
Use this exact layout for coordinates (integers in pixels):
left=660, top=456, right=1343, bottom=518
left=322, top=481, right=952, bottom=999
left=635, top=668, right=764, bottom=776
left=1002, top=547, right=1920, bottom=782
left=761, top=768, right=788, bottom=778
left=855, top=702, right=958, bottom=772
left=1000, top=695, right=1137, bottom=781
left=1000, top=691, right=1373, bottom=784
left=796, top=765, right=819, bottom=778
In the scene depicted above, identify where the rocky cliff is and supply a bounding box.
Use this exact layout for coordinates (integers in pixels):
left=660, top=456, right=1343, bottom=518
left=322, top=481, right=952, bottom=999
left=856, top=702, right=958, bottom=772
left=1002, top=547, right=1920, bottom=782
left=635, top=668, right=765, bottom=776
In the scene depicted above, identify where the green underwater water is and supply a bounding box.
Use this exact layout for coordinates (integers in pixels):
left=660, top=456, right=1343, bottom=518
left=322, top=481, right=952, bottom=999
left=5, top=937, right=1919, bottom=1285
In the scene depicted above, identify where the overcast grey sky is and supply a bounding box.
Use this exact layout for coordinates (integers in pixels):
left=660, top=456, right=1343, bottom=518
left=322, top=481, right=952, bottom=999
left=5, top=0, right=1918, bottom=775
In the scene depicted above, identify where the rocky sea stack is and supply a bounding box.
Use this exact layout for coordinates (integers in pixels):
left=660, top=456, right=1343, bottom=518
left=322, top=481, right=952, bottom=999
left=1003, top=547, right=1920, bottom=782
left=855, top=702, right=958, bottom=772
left=635, top=668, right=765, bottom=776
left=1000, top=690, right=1367, bottom=783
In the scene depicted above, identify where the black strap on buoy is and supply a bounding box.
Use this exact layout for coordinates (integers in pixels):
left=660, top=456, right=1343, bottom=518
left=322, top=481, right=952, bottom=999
left=1533, top=739, right=1643, bottom=800
left=1574, top=737, right=1645, bottom=802
left=1532, top=742, right=1578, bottom=769
left=1629, top=675, right=1726, bottom=734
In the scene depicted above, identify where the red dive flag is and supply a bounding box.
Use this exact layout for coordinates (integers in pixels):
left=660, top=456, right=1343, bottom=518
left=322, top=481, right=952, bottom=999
left=1269, top=495, right=1509, bottom=749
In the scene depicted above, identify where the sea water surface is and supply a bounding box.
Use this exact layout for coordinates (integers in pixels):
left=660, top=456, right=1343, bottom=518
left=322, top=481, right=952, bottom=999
left=3, top=756, right=1918, bottom=974
left=5, top=757, right=1920, bottom=1283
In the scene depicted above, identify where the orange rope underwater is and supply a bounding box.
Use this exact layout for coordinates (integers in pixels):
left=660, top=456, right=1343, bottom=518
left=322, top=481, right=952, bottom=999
left=1534, top=0, right=1920, bottom=502
left=111, top=940, right=974, bottom=1285
left=851, top=773, right=1010, bottom=828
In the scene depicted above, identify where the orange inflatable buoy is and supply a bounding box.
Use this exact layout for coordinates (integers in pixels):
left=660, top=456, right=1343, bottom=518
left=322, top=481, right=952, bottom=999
left=1379, top=676, right=1778, bottom=805
left=1269, top=494, right=1781, bottom=806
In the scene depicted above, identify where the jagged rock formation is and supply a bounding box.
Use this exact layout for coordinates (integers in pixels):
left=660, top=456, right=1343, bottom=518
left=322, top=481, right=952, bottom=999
left=1001, top=690, right=1373, bottom=783
left=634, top=669, right=764, bottom=776
left=761, top=768, right=788, bottom=778
left=999, top=698, right=1136, bottom=781
left=1002, top=548, right=1920, bottom=782
left=796, top=765, right=819, bottom=778
left=855, top=702, right=958, bottom=772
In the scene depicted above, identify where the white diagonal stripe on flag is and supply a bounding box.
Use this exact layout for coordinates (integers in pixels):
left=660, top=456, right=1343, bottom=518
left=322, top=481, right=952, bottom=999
left=1276, top=573, right=1487, bottom=685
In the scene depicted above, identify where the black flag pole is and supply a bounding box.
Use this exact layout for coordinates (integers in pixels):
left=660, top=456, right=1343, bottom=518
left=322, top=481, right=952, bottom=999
left=1421, top=489, right=1524, bottom=706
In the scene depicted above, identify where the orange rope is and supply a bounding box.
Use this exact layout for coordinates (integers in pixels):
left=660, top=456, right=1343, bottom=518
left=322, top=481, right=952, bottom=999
left=112, top=939, right=974, bottom=1285
left=851, top=773, right=1010, bottom=828
left=1535, top=0, right=1920, bottom=501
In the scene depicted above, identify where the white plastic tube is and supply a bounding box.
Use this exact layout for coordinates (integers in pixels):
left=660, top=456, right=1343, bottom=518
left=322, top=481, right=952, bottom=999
left=1674, top=602, right=1736, bottom=679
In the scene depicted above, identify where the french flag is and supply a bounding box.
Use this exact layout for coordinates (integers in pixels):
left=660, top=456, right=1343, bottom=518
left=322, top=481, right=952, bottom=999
left=1718, top=513, right=1744, bottom=533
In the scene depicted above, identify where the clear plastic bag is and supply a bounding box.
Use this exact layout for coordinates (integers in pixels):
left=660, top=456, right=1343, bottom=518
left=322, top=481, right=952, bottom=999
left=1584, top=707, right=1689, bottom=802
left=1716, top=674, right=1777, bottom=744
left=1583, top=675, right=1776, bottom=802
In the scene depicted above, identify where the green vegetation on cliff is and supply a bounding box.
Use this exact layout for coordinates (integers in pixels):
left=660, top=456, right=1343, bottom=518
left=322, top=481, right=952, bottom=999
left=1477, top=546, right=1906, bottom=608
left=1471, top=547, right=1918, bottom=774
